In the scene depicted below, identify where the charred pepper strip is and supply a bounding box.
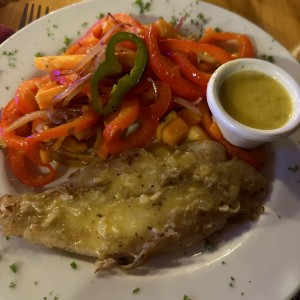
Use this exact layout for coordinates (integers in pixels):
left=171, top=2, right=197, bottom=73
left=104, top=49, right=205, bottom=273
left=90, top=32, right=148, bottom=116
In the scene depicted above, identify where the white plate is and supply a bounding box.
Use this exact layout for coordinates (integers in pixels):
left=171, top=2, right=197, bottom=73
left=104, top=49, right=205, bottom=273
left=0, top=1, right=300, bottom=299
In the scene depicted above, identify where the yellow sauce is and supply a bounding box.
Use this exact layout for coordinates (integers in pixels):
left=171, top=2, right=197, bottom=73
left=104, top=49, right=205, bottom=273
left=219, top=70, right=292, bottom=130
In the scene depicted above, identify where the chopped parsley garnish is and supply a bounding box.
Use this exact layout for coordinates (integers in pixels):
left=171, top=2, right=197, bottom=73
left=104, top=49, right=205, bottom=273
left=183, top=295, right=192, bottom=300
left=98, top=13, right=105, bottom=19
left=35, top=52, right=45, bottom=57
left=229, top=276, right=235, bottom=287
left=70, top=261, right=78, bottom=269
left=5, top=235, right=10, bottom=240
left=221, top=260, right=226, bottom=265
left=260, top=54, right=274, bottom=63
left=9, top=282, right=16, bottom=288
left=288, top=164, right=299, bottom=173
left=2, top=50, right=18, bottom=67
left=170, top=16, right=179, bottom=26
left=133, top=0, right=152, bottom=14
left=204, top=239, right=216, bottom=252
left=9, top=263, right=17, bottom=273
left=132, top=287, right=141, bottom=293
left=64, top=36, right=73, bottom=47
left=2, top=50, right=18, bottom=56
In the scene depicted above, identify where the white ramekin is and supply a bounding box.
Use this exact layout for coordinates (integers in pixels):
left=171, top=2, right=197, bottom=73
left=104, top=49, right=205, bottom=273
left=206, top=58, right=300, bottom=149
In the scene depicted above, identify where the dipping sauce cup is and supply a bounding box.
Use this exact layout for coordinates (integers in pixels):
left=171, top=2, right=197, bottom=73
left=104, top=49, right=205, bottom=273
left=206, top=58, right=300, bottom=149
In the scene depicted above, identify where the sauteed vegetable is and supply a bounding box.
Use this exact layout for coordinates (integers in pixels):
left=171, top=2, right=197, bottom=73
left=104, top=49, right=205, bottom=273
left=0, top=13, right=263, bottom=187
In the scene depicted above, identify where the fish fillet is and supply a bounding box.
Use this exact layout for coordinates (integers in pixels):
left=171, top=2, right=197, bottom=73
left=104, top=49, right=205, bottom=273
left=0, top=140, right=266, bottom=269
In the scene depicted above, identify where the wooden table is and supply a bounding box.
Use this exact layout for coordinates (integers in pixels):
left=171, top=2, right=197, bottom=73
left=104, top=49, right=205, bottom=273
left=0, top=0, right=299, bottom=62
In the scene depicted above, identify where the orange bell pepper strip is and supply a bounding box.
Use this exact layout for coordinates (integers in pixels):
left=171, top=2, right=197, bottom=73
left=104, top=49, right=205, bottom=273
left=144, top=24, right=203, bottom=101
left=197, top=100, right=262, bottom=169
left=8, top=147, right=56, bottom=187
left=26, top=108, right=100, bottom=143
left=159, top=38, right=232, bottom=65
left=106, top=107, right=159, bottom=155
left=199, top=28, right=255, bottom=58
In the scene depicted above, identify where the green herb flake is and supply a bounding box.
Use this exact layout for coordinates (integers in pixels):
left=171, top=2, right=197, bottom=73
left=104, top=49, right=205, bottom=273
left=204, top=239, right=216, bottom=252
left=64, top=36, right=73, bottom=47
left=133, top=0, right=152, bottom=14
left=70, top=261, right=78, bottom=269
left=288, top=164, right=299, bottom=173
left=260, top=54, right=274, bottom=63
left=183, top=295, right=192, bottom=300
left=35, top=52, right=45, bottom=57
left=221, top=261, right=226, bottom=265
left=132, top=287, right=141, bottom=294
left=9, top=282, right=16, bottom=288
left=98, top=13, right=105, bottom=20
left=5, top=236, right=10, bottom=240
left=9, top=263, right=17, bottom=273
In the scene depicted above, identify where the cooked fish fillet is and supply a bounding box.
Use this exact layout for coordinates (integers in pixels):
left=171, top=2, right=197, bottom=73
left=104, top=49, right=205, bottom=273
left=0, top=141, right=266, bottom=269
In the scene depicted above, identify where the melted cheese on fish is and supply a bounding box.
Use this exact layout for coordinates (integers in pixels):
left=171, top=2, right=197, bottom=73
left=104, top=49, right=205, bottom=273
left=0, top=141, right=266, bottom=269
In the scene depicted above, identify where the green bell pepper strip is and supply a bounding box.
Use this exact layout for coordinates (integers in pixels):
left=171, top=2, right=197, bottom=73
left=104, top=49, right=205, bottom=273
left=90, top=32, right=148, bottom=116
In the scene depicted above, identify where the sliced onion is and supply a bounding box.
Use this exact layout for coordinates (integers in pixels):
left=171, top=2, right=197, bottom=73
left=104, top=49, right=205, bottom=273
left=73, top=45, right=106, bottom=75
left=53, top=149, right=93, bottom=165
left=4, top=110, right=49, bottom=133
left=173, top=97, right=203, bottom=116
left=147, top=77, right=158, bottom=98
left=50, top=73, right=92, bottom=109
left=197, top=52, right=218, bottom=64
left=175, top=16, right=187, bottom=31
left=50, top=69, right=66, bottom=85
left=63, top=23, right=124, bottom=76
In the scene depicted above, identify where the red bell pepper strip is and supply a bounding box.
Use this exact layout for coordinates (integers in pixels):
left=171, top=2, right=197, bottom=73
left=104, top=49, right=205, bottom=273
left=26, top=109, right=100, bottom=143
left=149, top=80, right=172, bottom=119
left=106, top=108, right=159, bottom=155
left=8, top=147, right=56, bottom=187
left=199, top=28, right=255, bottom=58
left=159, top=39, right=232, bottom=65
left=15, top=78, right=42, bottom=114
left=0, top=99, right=29, bottom=150
left=168, top=51, right=210, bottom=91
left=103, top=96, right=140, bottom=142
left=145, top=24, right=203, bottom=101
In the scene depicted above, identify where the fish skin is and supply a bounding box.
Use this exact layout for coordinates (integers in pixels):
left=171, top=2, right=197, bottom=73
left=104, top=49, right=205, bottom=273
left=0, top=140, right=266, bottom=270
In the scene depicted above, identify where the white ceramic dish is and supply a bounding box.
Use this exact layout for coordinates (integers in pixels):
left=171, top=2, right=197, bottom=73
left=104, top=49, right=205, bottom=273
left=206, top=58, right=300, bottom=148
left=0, top=1, right=300, bottom=300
